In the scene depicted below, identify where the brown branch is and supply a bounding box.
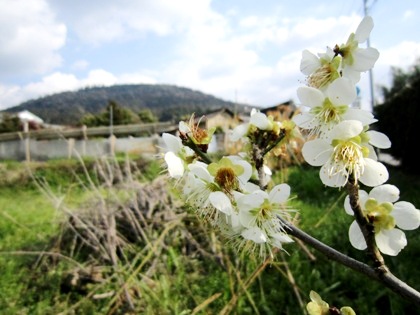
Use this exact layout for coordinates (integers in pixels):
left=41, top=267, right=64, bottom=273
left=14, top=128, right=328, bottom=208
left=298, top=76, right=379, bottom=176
left=345, top=175, right=386, bottom=270
left=279, top=217, right=420, bottom=307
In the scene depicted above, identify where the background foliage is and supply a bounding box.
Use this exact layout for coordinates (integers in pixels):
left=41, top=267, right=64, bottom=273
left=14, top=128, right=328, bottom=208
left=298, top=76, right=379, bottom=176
left=374, top=60, right=420, bottom=174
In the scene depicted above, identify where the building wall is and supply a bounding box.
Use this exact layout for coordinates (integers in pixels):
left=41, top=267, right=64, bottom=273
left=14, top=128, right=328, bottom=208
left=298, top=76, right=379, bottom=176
left=0, top=136, right=162, bottom=161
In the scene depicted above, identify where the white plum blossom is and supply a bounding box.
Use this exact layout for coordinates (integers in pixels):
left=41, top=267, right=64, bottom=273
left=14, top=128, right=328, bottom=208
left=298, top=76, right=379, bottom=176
left=300, top=16, right=379, bottom=88
left=293, top=77, right=376, bottom=137
left=164, top=151, right=185, bottom=179
left=300, top=47, right=342, bottom=89
left=302, top=120, right=389, bottom=187
left=162, top=132, right=194, bottom=178
left=236, top=184, right=294, bottom=253
left=186, top=156, right=253, bottom=222
left=229, top=108, right=275, bottom=141
left=344, top=184, right=420, bottom=256
left=335, top=16, right=380, bottom=83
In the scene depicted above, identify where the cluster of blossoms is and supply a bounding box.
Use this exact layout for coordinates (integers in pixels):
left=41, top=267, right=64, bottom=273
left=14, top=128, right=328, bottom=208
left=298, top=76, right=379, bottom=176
left=161, top=110, right=296, bottom=258
left=293, top=16, right=420, bottom=256
left=161, top=16, right=420, bottom=260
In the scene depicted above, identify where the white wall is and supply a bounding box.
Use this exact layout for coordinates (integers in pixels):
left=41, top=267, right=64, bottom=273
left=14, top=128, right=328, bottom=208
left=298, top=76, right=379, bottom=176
left=0, top=136, right=162, bottom=161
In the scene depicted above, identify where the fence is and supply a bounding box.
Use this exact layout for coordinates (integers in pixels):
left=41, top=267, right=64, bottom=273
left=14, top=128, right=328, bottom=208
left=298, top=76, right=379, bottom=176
left=0, top=122, right=177, bottom=161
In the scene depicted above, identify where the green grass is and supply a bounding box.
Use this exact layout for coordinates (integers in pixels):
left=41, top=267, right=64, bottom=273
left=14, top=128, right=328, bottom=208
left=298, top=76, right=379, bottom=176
left=0, top=159, right=419, bottom=314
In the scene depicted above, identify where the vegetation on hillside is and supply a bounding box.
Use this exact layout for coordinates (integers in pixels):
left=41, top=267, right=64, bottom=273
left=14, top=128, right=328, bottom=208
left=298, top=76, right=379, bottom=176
left=3, top=84, right=250, bottom=125
left=80, top=100, right=158, bottom=127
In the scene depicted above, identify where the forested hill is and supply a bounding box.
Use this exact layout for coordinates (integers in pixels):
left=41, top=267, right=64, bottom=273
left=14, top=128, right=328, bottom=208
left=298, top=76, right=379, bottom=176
left=4, top=84, right=251, bottom=125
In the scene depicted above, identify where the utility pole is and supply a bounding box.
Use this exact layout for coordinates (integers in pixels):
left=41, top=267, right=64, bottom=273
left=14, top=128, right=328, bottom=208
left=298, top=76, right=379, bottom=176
left=364, top=0, right=376, bottom=112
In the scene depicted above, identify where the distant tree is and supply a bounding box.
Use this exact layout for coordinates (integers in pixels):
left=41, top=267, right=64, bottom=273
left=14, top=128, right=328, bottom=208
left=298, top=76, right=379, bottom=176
left=138, top=109, right=158, bottom=123
left=80, top=113, right=102, bottom=127
left=0, top=113, right=21, bottom=133
left=374, top=61, right=420, bottom=174
left=104, top=100, right=140, bottom=125
left=80, top=100, right=140, bottom=126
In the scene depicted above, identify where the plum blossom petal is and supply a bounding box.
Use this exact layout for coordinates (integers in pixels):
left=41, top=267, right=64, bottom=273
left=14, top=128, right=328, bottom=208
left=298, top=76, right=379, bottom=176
left=352, top=47, right=380, bottom=72
left=188, top=162, right=213, bottom=182
left=250, top=112, right=271, bottom=130
left=229, top=123, right=249, bottom=141
left=343, top=108, right=377, bottom=126
left=348, top=221, right=367, bottom=250
left=292, top=112, right=317, bottom=130
left=162, top=133, right=182, bottom=152
left=392, top=201, right=420, bottom=230
left=375, top=229, right=407, bottom=256
left=164, top=152, right=184, bottom=178
left=297, top=86, right=324, bottom=108
left=344, top=190, right=369, bottom=215
left=241, top=227, right=267, bottom=243
left=368, top=184, right=399, bottom=203
left=329, top=120, right=363, bottom=140
left=209, top=191, right=233, bottom=215
left=268, top=184, right=291, bottom=204
left=358, top=158, right=388, bottom=187
left=271, top=232, right=294, bottom=249
left=319, top=161, right=348, bottom=188
left=326, top=77, right=357, bottom=105
left=300, top=49, right=321, bottom=75
left=302, top=139, right=332, bottom=166
left=366, top=130, right=391, bottom=149
left=342, top=68, right=361, bottom=84
left=354, top=16, right=374, bottom=43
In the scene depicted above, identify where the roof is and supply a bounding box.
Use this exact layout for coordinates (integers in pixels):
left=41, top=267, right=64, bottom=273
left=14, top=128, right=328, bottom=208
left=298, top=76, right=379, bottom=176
left=260, top=100, right=296, bottom=113
left=17, top=110, right=44, bottom=124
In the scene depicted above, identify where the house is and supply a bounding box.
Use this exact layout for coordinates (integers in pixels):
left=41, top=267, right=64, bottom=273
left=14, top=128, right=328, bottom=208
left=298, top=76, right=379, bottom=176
left=202, top=107, right=241, bottom=132
left=17, top=110, right=44, bottom=125
left=260, top=100, right=297, bottom=121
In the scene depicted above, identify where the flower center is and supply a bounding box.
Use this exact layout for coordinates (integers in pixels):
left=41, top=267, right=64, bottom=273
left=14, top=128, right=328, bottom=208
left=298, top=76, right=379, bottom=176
left=250, top=200, right=274, bottom=225
left=312, top=99, right=347, bottom=125
left=364, top=199, right=395, bottom=231
left=308, top=64, right=334, bottom=89
left=192, top=126, right=208, bottom=143
left=307, top=57, right=341, bottom=89
left=214, top=167, right=239, bottom=192
left=331, top=139, right=364, bottom=180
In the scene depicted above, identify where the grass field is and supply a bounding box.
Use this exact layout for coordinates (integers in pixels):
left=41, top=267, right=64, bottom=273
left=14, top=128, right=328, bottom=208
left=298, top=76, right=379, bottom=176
left=0, top=157, right=419, bottom=314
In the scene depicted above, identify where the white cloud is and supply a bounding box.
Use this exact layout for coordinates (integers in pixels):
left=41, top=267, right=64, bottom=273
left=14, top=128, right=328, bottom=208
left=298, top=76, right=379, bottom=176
left=80, top=70, right=117, bottom=87
left=0, top=0, right=66, bottom=77
left=378, top=41, right=420, bottom=69
left=51, top=0, right=214, bottom=44
left=403, top=10, right=415, bottom=20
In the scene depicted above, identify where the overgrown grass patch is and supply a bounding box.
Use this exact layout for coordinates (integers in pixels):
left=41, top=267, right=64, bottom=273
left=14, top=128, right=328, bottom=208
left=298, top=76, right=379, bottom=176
left=0, top=159, right=419, bottom=314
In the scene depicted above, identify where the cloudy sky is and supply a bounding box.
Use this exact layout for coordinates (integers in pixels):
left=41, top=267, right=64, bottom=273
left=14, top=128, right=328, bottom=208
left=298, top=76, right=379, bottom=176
left=1, top=0, right=419, bottom=112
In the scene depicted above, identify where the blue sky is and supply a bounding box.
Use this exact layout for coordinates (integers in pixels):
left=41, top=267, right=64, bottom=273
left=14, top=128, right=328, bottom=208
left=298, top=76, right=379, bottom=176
left=1, top=0, right=419, bottom=112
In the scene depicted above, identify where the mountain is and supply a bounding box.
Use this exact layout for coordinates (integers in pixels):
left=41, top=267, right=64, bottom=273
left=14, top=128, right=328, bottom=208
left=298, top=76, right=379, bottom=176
left=3, top=84, right=251, bottom=125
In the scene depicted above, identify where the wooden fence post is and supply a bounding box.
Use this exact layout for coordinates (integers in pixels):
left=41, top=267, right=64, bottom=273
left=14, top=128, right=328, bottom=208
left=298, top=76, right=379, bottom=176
left=24, top=121, right=30, bottom=162
left=82, top=125, right=87, bottom=156
left=68, top=138, right=75, bottom=159
left=109, top=135, right=116, bottom=156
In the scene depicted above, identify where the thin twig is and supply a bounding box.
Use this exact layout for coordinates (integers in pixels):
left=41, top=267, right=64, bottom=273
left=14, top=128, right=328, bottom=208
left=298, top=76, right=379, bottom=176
left=279, top=217, right=420, bottom=307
